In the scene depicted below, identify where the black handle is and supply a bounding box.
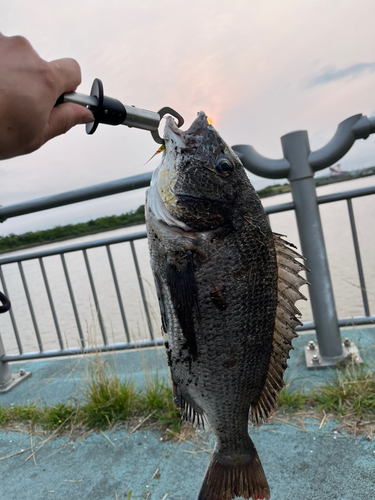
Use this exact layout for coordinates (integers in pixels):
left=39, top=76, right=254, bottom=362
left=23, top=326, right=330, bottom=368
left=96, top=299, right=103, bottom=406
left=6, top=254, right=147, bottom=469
left=0, top=291, right=11, bottom=314
left=85, top=79, right=127, bottom=135
left=55, top=79, right=127, bottom=135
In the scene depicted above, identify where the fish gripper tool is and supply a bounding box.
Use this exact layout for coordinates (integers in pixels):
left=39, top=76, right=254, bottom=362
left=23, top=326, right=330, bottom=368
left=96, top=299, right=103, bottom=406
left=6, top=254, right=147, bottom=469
left=56, top=78, right=184, bottom=144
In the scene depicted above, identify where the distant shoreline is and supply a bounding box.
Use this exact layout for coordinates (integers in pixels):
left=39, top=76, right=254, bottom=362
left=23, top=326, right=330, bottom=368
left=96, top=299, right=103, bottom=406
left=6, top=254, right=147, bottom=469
left=1, top=169, right=374, bottom=254
left=0, top=223, right=143, bottom=255
left=256, top=167, right=375, bottom=198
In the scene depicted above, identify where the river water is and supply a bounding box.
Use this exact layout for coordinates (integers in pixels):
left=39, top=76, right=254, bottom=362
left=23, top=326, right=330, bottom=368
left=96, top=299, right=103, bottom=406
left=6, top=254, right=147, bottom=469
left=0, top=176, right=374, bottom=356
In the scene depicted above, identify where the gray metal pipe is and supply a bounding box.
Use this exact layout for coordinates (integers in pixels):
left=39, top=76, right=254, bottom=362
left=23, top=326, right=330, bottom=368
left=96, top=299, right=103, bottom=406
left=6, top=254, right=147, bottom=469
left=0, top=172, right=152, bottom=222
left=233, top=145, right=290, bottom=179
left=2, top=338, right=164, bottom=363
left=0, top=334, right=13, bottom=389
left=346, top=199, right=370, bottom=317
left=0, top=231, right=148, bottom=265
left=290, top=179, right=343, bottom=356
left=309, top=115, right=375, bottom=171
left=281, top=130, right=343, bottom=358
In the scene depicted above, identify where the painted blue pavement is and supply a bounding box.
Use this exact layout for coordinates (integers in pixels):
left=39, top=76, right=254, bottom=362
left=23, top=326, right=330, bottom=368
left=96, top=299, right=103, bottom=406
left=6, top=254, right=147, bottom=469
left=1, top=326, right=374, bottom=500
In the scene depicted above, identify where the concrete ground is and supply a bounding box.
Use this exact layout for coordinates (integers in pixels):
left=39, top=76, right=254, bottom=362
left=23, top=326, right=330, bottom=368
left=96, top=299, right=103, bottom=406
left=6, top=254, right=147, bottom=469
left=1, top=327, right=375, bottom=500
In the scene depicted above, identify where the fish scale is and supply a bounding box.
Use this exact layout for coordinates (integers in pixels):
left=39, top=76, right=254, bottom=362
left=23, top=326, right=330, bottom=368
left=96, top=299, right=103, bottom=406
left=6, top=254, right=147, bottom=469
left=146, top=111, right=307, bottom=500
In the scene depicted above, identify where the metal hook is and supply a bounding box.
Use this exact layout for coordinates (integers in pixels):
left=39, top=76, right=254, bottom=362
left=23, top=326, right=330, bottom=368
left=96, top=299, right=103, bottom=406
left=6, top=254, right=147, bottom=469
left=151, top=107, right=185, bottom=145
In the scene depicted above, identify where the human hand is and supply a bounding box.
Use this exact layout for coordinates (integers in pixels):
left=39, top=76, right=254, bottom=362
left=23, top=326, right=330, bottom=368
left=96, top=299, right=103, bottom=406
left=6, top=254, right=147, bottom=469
left=0, top=33, right=94, bottom=160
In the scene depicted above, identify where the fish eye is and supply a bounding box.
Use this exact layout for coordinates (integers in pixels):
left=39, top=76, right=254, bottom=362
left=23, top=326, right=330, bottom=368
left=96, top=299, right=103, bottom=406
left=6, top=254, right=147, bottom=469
left=215, top=157, right=234, bottom=175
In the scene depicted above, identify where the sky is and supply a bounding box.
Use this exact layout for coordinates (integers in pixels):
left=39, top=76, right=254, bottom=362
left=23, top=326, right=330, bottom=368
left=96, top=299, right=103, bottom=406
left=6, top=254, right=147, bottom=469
left=1, top=0, right=375, bottom=236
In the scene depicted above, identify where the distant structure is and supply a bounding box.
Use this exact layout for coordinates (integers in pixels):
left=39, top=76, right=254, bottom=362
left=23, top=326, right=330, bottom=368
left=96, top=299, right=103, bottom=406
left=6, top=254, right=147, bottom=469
left=329, top=163, right=345, bottom=175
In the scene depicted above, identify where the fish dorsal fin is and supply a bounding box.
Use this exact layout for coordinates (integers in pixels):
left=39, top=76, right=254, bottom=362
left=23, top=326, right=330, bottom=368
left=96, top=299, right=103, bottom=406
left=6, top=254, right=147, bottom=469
left=250, top=233, right=309, bottom=426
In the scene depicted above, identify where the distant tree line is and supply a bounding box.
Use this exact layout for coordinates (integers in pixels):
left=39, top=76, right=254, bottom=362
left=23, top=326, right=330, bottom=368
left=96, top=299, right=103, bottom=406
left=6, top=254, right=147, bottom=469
left=256, top=183, right=291, bottom=198
left=1, top=166, right=373, bottom=252
left=0, top=205, right=145, bottom=252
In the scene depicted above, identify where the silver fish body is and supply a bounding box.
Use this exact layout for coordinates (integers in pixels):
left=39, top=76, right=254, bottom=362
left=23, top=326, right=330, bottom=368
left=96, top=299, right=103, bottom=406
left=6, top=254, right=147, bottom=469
left=146, top=112, right=307, bottom=500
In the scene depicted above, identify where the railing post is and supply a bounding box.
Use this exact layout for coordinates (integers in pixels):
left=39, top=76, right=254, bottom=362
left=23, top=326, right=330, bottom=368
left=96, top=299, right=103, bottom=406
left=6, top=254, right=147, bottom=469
left=0, top=334, right=13, bottom=391
left=0, top=317, right=31, bottom=393
left=0, top=292, right=31, bottom=392
left=233, top=113, right=375, bottom=368
left=281, top=131, right=343, bottom=360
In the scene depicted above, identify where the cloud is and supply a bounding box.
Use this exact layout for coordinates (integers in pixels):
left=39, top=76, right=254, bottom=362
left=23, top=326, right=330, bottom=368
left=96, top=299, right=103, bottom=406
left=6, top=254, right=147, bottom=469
left=306, top=62, right=375, bottom=88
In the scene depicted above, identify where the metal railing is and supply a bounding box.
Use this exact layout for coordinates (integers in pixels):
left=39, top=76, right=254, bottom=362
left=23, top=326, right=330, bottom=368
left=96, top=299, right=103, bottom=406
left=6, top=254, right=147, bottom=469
left=0, top=112, right=375, bottom=384
left=234, top=113, right=375, bottom=365
left=0, top=183, right=374, bottom=365
left=0, top=231, right=161, bottom=363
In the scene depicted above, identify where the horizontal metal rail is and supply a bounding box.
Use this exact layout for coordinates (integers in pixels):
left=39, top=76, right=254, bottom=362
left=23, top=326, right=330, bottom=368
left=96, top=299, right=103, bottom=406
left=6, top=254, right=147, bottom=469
left=297, top=315, right=375, bottom=332
left=1, top=171, right=373, bottom=223
left=0, top=183, right=374, bottom=363
left=0, top=231, right=156, bottom=359
left=0, top=172, right=152, bottom=222
left=1, top=338, right=164, bottom=363
left=262, top=184, right=375, bottom=214
left=0, top=232, right=147, bottom=265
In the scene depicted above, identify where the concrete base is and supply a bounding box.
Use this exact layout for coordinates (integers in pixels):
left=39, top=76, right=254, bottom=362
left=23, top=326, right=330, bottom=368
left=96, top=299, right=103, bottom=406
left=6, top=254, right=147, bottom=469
left=304, top=339, right=363, bottom=369
left=0, top=370, right=32, bottom=393
left=0, top=328, right=374, bottom=499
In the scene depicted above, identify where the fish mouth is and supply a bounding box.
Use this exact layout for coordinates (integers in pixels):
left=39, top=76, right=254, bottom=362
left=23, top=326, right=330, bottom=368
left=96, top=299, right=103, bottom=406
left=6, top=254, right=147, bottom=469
left=147, top=111, right=211, bottom=232
left=164, top=111, right=209, bottom=148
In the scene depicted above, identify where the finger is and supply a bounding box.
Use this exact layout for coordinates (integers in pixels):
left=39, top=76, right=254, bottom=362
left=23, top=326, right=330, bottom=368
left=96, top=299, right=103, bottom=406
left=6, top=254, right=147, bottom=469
left=42, top=102, right=94, bottom=143
left=48, top=58, right=82, bottom=96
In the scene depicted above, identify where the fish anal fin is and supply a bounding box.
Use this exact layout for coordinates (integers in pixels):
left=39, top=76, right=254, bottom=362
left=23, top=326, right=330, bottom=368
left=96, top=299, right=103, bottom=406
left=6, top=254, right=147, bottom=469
left=250, top=234, right=309, bottom=426
left=173, top=383, right=207, bottom=429
left=198, top=449, right=270, bottom=500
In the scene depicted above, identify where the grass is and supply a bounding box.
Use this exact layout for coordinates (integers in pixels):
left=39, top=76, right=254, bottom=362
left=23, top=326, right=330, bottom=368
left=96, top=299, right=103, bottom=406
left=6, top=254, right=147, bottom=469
left=1, top=358, right=374, bottom=435
left=83, top=373, right=137, bottom=429
left=311, top=363, right=375, bottom=419
left=0, top=352, right=182, bottom=433
left=0, top=376, right=179, bottom=432
left=139, top=374, right=181, bottom=432
left=278, top=362, right=375, bottom=420
left=0, top=402, right=80, bottom=429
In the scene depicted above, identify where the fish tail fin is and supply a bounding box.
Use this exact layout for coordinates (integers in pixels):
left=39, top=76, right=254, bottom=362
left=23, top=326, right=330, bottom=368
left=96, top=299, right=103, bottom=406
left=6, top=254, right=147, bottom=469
left=198, top=449, right=270, bottom=500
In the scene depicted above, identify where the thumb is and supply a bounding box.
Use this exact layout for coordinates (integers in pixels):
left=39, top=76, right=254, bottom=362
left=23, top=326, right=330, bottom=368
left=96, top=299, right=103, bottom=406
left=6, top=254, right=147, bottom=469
left=43, top=103, right=94, bottom=142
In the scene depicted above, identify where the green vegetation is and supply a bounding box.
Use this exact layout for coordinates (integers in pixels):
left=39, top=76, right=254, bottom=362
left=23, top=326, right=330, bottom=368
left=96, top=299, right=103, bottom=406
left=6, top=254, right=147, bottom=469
left=1, top=167, right=374, bottom=252
left=0, top=402, right=80, bottom=429
left=257, top=183, right=291, bottom=198
left=279, top=362, right=375, bottom=420
left=0, top=374, right=180, bottom=432
left=1, top=362, right=374, bottom=434
left=315, top=165, right=375, bottom=188
left=140, top=374, right=181, bottom=432
left=83, top=373, right=137, bottom=429
left=0, top=205, right=145, bottom=252
left=257, top=166, right=375, bottom=199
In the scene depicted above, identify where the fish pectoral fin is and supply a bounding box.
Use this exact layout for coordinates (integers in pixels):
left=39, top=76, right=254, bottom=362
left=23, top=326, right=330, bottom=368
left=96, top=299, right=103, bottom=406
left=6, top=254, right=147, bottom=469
left=173, top=383, right=207, bottom=429
left=166, top=251, right=201, bottom=358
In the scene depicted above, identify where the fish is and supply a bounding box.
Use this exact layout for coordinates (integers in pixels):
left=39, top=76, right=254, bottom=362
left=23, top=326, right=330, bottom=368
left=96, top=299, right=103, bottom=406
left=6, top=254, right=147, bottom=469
left=145, top=111, right=308, bottom=500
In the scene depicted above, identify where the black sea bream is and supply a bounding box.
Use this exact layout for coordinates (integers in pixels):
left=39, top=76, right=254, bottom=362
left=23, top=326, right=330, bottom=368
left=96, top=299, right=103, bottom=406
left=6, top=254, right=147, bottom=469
left=145, top=112, right=308, bottom=500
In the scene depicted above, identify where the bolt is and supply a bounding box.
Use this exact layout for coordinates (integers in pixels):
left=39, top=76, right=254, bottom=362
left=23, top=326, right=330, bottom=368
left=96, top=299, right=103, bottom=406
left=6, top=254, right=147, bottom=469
left=308, top=341, right=316, bottom=350
left=311, top=355, right=320, bottom=364
left=19, top=369, right=25, bottom=376
left=344, top=338, right=351, bottom=347
left=346, top=352, right=358, bottom=362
